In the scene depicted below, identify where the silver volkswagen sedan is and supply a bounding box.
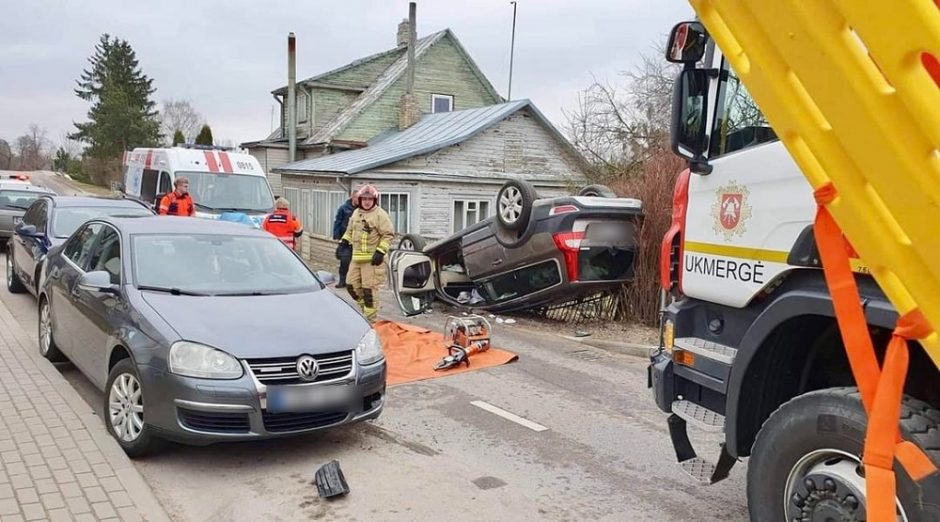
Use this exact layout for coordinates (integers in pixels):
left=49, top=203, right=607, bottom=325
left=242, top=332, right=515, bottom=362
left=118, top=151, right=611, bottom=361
left=39, top=216, right=386, bottom=456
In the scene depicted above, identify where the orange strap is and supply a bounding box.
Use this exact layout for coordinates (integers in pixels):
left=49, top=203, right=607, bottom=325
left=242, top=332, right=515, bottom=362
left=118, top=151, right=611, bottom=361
left=814, top=183, right=937, bottom=521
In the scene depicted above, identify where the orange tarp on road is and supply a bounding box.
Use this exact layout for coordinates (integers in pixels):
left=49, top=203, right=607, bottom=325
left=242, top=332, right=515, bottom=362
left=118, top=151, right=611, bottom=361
left=373, top=320, right=518, bottom=386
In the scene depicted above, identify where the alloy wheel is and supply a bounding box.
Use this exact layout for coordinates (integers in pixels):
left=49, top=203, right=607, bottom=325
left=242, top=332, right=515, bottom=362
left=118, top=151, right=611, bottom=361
left=499, top=186, right=523, bottom=224
left=109, top=373, right=144, bottom=442
left=400, top=238, right=414, bottom=250
left=39, top=302, right=51, bottom=356
left=5, top=255, right=12, bottom=289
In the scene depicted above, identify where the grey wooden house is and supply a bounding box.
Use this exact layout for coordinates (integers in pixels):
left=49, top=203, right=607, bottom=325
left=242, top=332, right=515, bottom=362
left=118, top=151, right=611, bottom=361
left=242, top=17, right=589, bottom=269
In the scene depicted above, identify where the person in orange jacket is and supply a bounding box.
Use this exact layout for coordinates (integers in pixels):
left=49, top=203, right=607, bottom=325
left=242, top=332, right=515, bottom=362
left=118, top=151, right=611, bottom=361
left=263, top=197, right=304, bottom=250
left=158, top=177, right=195, bottom=217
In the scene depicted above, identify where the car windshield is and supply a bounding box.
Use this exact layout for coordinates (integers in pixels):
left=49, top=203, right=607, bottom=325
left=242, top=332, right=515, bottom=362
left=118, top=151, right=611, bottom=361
left=132, top=234, right=319, bottom=295
left=53, top=206, right=153, bottom=238
left=0, top=190, right=44, bottom=210
left=181, top=171, right=274, bottom=213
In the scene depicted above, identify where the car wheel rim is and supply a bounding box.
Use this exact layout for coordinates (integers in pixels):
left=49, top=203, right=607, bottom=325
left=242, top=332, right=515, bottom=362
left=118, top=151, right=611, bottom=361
left=400, top=238, right=414, bottom=250
left=109, top=373, right=144, bottom=442
left=784, top=448, right=908, bottom=521
left=5, top=255, right=12, bottom=288
left=499, top=187, right=523, bottom=224
left=39, top=303, right=51, bottom=356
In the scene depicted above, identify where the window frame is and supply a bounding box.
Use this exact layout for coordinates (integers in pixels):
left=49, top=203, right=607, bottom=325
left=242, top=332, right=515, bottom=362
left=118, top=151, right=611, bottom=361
left=452, top=198, right=491, bottom=234
left=63, top=223, right=105, bottom=273
left=85, top=224, right=123, bottom=285
left=707, top=58, right=779, bottom=159
left=296, top=91, right=309, bottom=123
left=431, top=94, right=454, bottom=113
left=476, top=259, right=563, bottom=305
left=379, top=192, right=411, bottom=234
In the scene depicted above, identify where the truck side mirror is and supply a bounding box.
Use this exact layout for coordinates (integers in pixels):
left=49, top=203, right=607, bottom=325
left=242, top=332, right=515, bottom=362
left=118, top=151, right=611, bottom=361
left=671, top=68, right=713, bottom=174
left=666, top=21, right=708, bottom=64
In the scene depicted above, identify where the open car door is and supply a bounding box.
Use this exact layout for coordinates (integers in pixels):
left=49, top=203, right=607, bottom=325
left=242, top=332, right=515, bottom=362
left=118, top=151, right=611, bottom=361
left=389, top=250, right=435, bottom=316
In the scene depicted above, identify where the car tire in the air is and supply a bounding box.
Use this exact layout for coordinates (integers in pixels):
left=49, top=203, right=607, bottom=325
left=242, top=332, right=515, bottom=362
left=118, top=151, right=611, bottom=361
left=578, top=184, right=617, bottom=198
left=496, top=179, right=538, bottom=232
left=397, top=233, right=427, bottom=252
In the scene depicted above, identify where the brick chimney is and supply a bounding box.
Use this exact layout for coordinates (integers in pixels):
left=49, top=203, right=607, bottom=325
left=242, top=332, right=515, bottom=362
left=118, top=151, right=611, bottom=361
left=398, top=2, right=419, bottom=130
left=397, top=19, right=410, bottom=48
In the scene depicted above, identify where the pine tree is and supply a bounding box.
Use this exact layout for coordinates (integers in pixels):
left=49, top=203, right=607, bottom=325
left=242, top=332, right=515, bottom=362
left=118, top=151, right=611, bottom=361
left=70, top=34, right=161, bottom=160
left=194, top=124, right=214, bottom=146
left=172, top=129, right=185, bottom=146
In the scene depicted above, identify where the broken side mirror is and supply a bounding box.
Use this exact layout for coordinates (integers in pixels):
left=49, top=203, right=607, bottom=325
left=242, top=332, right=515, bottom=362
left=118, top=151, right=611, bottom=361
left=671, top=68, right=713, bottom=175
left=666, top=21, right=708, bottom=64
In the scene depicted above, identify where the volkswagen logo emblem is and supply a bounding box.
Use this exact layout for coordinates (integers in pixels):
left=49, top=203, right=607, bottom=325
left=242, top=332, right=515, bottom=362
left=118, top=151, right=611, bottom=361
left=296, top=355, right=320, bottom=382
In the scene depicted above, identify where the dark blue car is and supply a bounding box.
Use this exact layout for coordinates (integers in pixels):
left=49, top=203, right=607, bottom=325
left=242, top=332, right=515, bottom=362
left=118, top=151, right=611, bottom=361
left=6, top=196, right=153, bottom=296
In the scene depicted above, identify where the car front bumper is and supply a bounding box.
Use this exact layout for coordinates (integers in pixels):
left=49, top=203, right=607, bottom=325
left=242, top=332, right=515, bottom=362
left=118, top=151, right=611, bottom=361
left=139, top=358, right=387, bottom=445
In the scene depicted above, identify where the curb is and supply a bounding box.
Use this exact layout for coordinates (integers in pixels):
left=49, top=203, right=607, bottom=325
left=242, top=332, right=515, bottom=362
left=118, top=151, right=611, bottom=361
left=0, top=298, right=171, bottom=522
left=557, top=335, right=655, bottom=358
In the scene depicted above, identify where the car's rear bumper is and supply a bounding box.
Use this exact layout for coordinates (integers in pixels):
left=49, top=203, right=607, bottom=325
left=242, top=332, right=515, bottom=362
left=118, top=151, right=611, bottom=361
left=140, top=358, right=387, bottom=445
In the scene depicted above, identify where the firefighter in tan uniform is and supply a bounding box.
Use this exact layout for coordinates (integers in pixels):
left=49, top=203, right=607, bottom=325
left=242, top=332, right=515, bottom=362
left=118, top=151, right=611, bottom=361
left=339, top=185, right=394, bottom=322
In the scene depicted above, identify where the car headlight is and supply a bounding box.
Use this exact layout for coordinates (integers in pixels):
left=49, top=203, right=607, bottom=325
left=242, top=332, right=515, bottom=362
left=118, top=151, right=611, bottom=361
left=168, top=341, right=243, bottom=379
left=355, top=329, right=384, bottom=365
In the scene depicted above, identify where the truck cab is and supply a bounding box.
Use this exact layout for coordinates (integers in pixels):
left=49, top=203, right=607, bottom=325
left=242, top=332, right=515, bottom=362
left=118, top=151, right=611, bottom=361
left=122, top=145, right=275, bottom=226
left=649, top=21, right=939, bottom=520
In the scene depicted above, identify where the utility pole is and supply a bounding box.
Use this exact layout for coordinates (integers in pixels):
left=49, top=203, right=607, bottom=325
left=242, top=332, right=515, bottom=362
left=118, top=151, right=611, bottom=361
left=508, top=1, right=517, bottom=100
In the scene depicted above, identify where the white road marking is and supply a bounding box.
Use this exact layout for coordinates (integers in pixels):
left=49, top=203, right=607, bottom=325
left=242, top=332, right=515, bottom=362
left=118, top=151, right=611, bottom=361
left=470, top=400, right=549, bottom=432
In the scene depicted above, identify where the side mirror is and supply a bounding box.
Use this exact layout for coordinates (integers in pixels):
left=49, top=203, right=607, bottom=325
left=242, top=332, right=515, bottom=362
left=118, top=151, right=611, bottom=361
left=78, top=270, right=119, bottom=295
left=671, top=68, right=713, bottom=174
left=15, top=223, right=43, bottom=238
left=317, top=270, right=336, bottom=286
left=666, top=21, right=708, bottom=64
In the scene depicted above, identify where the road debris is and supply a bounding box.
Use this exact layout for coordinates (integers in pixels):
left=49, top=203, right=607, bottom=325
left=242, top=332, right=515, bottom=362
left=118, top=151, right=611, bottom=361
left=315, top=460, right=350, bottom=499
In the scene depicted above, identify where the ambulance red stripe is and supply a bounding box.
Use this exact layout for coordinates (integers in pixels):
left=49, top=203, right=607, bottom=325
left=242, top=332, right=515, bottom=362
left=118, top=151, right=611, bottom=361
left=218, top=151, right=234, bottom=173
left=203, top=151, right=220, bottom=172
left=144, top=150, right=153, bottom=168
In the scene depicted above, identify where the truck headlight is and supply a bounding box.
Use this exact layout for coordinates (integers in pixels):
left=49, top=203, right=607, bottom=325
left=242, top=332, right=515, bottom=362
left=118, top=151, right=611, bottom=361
left=662, top=319, right=675, bottom=355
left=356, top=329, right=384, bottom=366
left=169, top=341, right=243, bottom=379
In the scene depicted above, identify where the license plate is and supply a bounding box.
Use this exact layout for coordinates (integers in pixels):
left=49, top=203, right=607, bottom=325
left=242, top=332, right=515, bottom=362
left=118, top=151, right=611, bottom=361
left=12, top=217, right=22, bottom=225
left=267, top=385, right=353, bottom=413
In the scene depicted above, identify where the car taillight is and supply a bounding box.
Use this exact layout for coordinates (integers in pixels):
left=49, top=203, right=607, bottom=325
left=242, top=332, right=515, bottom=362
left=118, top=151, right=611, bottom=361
left=660, top=168, right=691, bottom=293
left=549, top=205, right=579, bottom=216
left=553, top=231, right=585, bottom=282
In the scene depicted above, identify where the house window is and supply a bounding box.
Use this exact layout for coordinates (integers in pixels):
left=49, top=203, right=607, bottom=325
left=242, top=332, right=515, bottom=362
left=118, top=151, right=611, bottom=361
left=296, top=92, right=308, bottom=123
left=453, top=199, right=490, bottom=234
left=379, top=193, right=410, bottom=233
left=284, top=187, right=346, bottom=237
left=431, top=94, right=454, bottom=113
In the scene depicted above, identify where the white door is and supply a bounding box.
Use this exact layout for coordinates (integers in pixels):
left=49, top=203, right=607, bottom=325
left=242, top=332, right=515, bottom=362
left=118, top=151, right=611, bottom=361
left=388, top=250, right=435, bottom=316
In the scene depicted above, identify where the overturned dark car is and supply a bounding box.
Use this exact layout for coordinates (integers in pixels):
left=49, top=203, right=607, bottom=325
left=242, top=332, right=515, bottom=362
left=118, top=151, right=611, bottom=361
left=389, top=179, right=642, bottom=315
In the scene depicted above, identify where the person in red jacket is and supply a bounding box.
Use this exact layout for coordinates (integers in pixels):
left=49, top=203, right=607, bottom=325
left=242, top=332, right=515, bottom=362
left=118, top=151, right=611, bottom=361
left=158, top=177, right=195, bottom=216
left=263, top=197, right=304, bottom=250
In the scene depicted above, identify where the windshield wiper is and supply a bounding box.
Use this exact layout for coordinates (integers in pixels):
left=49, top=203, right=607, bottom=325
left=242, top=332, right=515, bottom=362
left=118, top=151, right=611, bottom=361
left=137, top=285, right=209, bottom=296
left=193, top=202, right=221, bottom=212
left=213, top=290, right=281, bottom=296
left=2, top=204, right=30, bottom=210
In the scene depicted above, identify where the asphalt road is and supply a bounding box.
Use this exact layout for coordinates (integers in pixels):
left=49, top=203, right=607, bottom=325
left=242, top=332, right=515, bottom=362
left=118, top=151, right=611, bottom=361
left=0, top=173, right=751, bottom=521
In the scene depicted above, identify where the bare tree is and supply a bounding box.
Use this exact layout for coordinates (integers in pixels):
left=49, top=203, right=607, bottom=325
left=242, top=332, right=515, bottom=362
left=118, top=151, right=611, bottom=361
left=15, top=124, right=51, bottom=170
left=564, top=49, right=679, bottom=177
left=159, top=99, right=204, bottom=144
left=0, top=139, right=12, bottom=170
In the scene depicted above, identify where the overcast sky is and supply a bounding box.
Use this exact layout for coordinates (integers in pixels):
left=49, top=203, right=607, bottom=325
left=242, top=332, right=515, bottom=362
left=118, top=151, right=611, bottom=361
left=1, top=0, right=693, bottom=148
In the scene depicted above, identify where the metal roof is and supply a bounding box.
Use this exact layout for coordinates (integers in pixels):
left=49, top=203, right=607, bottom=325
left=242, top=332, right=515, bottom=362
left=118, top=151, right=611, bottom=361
left=277, top=100, right=547, bottom=175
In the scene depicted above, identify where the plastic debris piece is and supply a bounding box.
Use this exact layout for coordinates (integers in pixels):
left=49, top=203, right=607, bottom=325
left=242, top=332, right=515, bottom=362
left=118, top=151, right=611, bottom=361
left=496, top=317, right=504, bottom=324
left=504, top=318, right=516, bottom=325
left=575, top=330, right=591, bottom=337
left=315, top=460, right=350, bottom=499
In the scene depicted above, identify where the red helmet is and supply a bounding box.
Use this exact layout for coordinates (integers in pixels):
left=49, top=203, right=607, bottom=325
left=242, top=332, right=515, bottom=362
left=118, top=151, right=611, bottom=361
left=357, top=184, right=379, bottom=201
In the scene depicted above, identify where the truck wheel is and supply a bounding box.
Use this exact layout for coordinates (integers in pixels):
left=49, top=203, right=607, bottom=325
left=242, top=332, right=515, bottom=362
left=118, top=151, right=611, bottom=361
left=397, top=234, right=426, bottom=252
left=747, top=388, right=940, bottom=521
left=578, top=184, right=617, bottom=198
left=496, top=179, right=537, bottom=232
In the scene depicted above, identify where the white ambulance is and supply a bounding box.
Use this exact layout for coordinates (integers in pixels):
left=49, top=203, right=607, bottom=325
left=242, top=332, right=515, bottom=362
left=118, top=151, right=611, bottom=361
left=122, top=145, right=275, bottom=227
